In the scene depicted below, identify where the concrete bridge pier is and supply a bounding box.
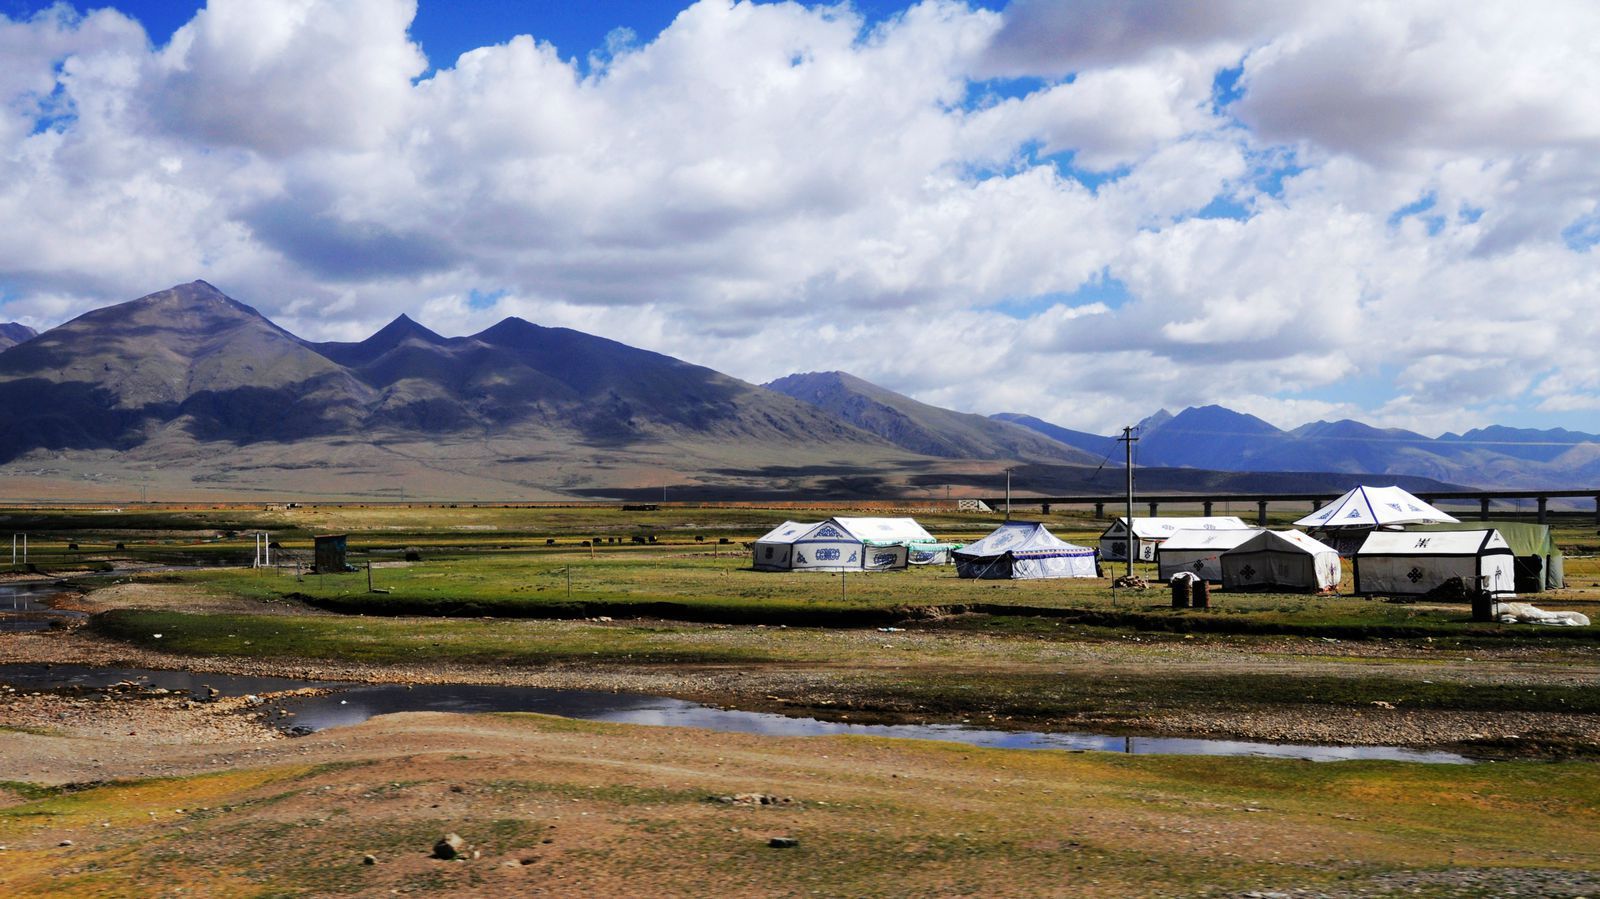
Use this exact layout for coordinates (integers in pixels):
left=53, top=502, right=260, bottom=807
left=1148, top=501, right=1159, bottom=517
left=1538, top=496, right=1548, bottom=524
left=1040, top=503, right=1051, bottom=515
left=1256, top=500, right=1269, bottom=526
left=1202, top=500, right=1214, bottom=516
left=1094, top=502, right=1104, bottom=519
left=1480, top=498, right=1491, bottom=521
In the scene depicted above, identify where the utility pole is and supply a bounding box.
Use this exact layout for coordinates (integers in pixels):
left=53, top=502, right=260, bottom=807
left=1118, top=426, right=1138, bottom=578
left=1004, top=467, right=1014, bottom=521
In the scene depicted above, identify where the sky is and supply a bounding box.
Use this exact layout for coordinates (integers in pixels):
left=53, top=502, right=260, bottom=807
left=1, top=0, right=1599, bottom=438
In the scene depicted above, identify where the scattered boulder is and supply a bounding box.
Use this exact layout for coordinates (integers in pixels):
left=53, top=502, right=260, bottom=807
left=362, top=854, right=377, bottom=866
left=433, top=833, right=467, bottom=860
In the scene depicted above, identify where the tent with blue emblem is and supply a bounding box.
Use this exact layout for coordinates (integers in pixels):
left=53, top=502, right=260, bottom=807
left=953, top=521, right=1098, bottom=580
left=751, top=517, right=935, bottom=572
left=1294, top=485, right=1458, bottom=529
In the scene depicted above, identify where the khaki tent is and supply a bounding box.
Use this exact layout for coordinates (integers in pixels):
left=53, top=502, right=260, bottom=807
left=1353, top=529, right=1516, bottom=597
left=1219, top=529, right=1342, bottom=592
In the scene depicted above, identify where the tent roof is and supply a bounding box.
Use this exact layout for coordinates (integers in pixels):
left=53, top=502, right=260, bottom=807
left=955, top=521, right=1091, bottom=559
left=755, top=521, right=820, bottom=544
left=830, top=517, right=936, bottom=544
left=1231, top=529, right=1339, bottom=556
left=1159, top=528, right=1261, bottom=552
left=1358, top=528, right=1509, bottom=556
left=1107, top=517, right=1252, bottom=539
left=1295, top=485, right=1459, bottom=528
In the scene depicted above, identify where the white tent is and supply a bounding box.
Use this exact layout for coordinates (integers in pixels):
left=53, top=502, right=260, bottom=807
left=1295, top=485, right=1459, bottom=529
left=954, top=522, right=1097, bottom=580
left=1099, top=517, right=1252, bottom=562
left=1220, top=529, right=1342, bottom=592
left=1353, top=529, right=1516, bottom=597
left=751, top=517, right=936, bottom=572
left=1157, top=528, right=1261, bottom=582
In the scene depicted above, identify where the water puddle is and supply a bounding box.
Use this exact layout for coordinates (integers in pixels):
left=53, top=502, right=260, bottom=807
left=0, top=664, right=1471, bottom=764
left=0, top=584, right=88, bottom=632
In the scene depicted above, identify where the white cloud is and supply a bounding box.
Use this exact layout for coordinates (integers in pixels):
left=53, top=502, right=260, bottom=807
left=0, top=0, right=1598, bottom=440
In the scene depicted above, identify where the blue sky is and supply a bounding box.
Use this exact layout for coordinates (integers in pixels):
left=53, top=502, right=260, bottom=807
left=1, top=0, right=1598, bottom=438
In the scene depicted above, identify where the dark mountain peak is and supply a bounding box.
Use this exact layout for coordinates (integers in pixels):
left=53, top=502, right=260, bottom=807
left=765, top=371, right=876, bottom=397
left=1137, top=408, right=1174, bottom=434
left=0, top=322, right=36, bottom=350
left=1166, top=404, right=1284, bottom=436
left=1292, top=419, right=1429, bottom=442
left=370, top=313, right=447, bottom=347
left=311, top=312, right=451, bottom=368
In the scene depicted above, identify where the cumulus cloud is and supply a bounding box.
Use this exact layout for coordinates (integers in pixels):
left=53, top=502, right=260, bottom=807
left=0, top=0, right=1598, bottom=438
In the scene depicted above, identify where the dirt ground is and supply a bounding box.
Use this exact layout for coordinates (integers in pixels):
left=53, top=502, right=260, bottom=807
left=4, top=706, right=1600, bottom=898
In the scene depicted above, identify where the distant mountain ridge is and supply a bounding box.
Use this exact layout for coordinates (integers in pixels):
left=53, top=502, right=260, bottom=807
left=997, top=404, right=1600, bottom=489
left=0, top=280, right=1549, bottom=499
left=764, top=371, right=1099, bottom=465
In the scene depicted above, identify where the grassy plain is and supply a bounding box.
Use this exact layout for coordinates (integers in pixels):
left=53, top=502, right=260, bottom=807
left=4, top=503, right=1600, bottom=895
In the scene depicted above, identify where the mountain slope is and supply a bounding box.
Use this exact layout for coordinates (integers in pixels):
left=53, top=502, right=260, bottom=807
left=0, top=281, right=373, bottom=461
left=990, top=412, right=1119, bottom=460
left=765, top=371, right=1098, bottom=464
left=0, top=322, right=35, bottom=350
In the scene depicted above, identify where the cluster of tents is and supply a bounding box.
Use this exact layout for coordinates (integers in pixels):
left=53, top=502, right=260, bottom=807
left=1138, top=486, right=1562, bottom=596
left=753, top=517, right=1098, bottom=580
left=749, top=485, right=1566, bottom=597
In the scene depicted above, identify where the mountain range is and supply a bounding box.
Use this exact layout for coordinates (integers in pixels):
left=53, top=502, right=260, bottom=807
left=0, top=280, right=1581, bottom=500
left=993, top=405, right=1600, bottom=489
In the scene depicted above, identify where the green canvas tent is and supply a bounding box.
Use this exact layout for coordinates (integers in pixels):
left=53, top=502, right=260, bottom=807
left=1410, top=521, right=1564, bottom=592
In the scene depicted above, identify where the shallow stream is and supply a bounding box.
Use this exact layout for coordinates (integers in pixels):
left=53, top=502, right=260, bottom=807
left=0, top=662, right=1472, bottom=764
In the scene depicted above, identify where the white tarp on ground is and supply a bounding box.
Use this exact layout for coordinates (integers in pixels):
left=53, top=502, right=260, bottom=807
left=1295, top=485, right=1460, bottom=529
left=1494, top=602, right=1590, bottom=626
left=751, top=517, right=934, bottom=572
left=954, top=521, right=1097, bottom=580
left=1354, top=529, right=1515, bottom=596
left=1220, top=529, right=1342, bottom=592
left=1157, top=528, right=1261, bottom=582
left=1099, top=517, right=1252, bottom=562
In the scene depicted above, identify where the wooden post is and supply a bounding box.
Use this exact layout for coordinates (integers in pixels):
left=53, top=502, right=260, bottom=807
left=367, top=561, right=373, bottom=593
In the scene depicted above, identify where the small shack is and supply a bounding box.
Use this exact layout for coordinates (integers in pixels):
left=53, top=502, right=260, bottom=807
left=1353, top=529, right=1516, bottom=597
left=751, top=517, right=936, bottom=572
left=1157, top=528, right=1260, bottom=582
left=954, top=522, right=1097, bottom=580
left=1408, top=521, right=1564, bottom=593
left=313, top=534, right=349, bottom=573
left=1099, top=516, right=1252, bottom=563
left=1220, top=529, right=1342, bottom=592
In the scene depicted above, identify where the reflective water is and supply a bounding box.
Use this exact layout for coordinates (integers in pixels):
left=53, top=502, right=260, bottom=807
left=0, top=664, right=1472, bottom=764
left=0, top=584, right=87, bottom=632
